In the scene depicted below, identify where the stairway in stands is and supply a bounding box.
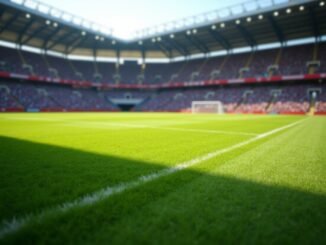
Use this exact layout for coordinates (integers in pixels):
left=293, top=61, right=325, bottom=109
left=308, top=95, right=316, bottom=115
left=266, top=94, right=277, bottom=112
left=9, top=93, right=25, bottom=109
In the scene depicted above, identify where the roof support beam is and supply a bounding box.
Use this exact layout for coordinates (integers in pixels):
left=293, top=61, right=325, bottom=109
left=16, top=19, right=35, bottom=44
left=189, top=35, right=209, bottom=53
left=47, top=31, right=75, bottom=50
left=66, top=36, right=89, bottom=54
left=208, top=29, right=231, bottom=50
left=115, top=45, right=121, bottom=74
left=164, top=39, right=189, bottom=56
left=267, top=15, right=285, bottom=44
left=20, top=24, right=48, bottom=45
left=42, top=27, right=63, bottom=50
left=141, top=46, right=146, bottom=61
left=155, top=40, right=172, bottom=58
left=184, top=34, right=205, bottom=53
left=92, top=42, right=97, bottom=59
left=308, top=7, right=319, bottom=38
left=65, top=32, right=83, bottom=47
left=236, top=25, right=256, bottom=47
left=0, top=12, right=20, bottom=34
left=116, top=45, right=120, bottom=61
left=0, top=9, right=6, bottom=20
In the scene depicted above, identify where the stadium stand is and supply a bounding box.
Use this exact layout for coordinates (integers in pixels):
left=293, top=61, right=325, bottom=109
left=1, top=43, right=326, bottom=83
left=46, top=55, right=76, bottom=79
left=137, top=82, right=326, bottom=114
left=0, top=46, right=25, bottom=74
left=0, top=0, right=326, bottom=115
left=97, top=62, right=116, bottom=84
left=0, top=80, right=117, bottom=112
left=2, top=77, right=324, bottom=115
left=119, top=61, right=142, bottom=84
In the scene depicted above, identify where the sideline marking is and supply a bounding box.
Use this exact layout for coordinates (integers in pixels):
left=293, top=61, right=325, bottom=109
left=0, top=118, right=307, bottom=239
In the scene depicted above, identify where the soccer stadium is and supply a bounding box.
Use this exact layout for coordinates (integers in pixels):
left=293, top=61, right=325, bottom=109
left=0, top=0, right=326, bottom=243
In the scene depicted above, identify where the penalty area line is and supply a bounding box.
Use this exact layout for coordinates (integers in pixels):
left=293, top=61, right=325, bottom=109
left=0, top=118, right=307, bottom=239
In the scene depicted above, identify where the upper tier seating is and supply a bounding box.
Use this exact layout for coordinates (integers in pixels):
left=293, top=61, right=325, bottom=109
left=0, top=43, right=325, bottom=84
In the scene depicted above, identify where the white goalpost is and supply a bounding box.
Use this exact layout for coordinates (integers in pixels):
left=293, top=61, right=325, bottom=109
left=191, top=101, right=224, bottom=114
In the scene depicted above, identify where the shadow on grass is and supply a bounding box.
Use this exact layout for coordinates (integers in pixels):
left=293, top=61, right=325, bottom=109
left=0, top=135, right=165, bottom=221
left=0, top=136, right=325, bottom=244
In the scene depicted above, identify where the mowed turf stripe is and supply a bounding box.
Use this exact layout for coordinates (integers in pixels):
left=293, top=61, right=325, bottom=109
left=65, top=121, right=258, bottom=136
left=0, top=118, right=307, bottom=239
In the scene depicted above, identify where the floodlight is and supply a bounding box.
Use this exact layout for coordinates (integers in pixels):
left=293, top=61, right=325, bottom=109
left=11, top=0, right=23, bottom=4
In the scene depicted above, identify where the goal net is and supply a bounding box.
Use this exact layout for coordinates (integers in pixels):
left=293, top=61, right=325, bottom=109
left=191, top=101, right=224, bottom=114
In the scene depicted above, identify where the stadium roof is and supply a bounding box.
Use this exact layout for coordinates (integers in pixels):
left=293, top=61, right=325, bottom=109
left=0, top=0, right=325, bottom=59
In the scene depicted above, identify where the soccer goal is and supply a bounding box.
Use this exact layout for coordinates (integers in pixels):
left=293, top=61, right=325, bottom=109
left=191, top=101, right=224, bottom=114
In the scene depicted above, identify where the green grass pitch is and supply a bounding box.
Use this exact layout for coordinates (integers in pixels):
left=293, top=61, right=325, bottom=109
left=0, top=113, right=325, bottom=244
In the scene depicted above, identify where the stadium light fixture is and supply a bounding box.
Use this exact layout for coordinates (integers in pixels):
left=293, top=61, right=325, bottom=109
left=211, top=25, right=216, bottom=30
left=81, top=31, right=86, bottom=36
left=286, top=8, right=292, bottom=14
left=258, top=14, right=264, bottom=20
left=273, top=11, right=279, bottom=17
left=320, top=1, right=325, bottom=7
left=192, top=29, right=197, bottom=34
left=246, top=17, right=252, bottom=22
left=138, top=40, right=143, bottom=45
left=25, top=13, right=31, bottom=19
left=151, top=38, right=156, bottom=43
left=186, top=30, right=191, bottom=35
left=170, top=34, right=175, bottom=39
left=235, top=19, right=241, bottom=25
left=100, top=37, right=105, bottom=42
left=112, top=40, right=116, bottom=45
left=220, top=23, right=225, bottom=28
left=45, top=20, right=51, bottom=25
left=299, top=5, right=305, bottom=11
left=157, top=37, right=162, bottom=42
left=95, top=35, right=99, bottom=40
left=53, top=22, right=58, bottom=27
left=11, top=0, right=23, bottom=5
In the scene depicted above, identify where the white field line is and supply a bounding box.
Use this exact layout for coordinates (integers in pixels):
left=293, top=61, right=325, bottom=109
left=145, top=126, right=258, bottom=136
left=67, top=122, right=258, bottom=136
left=0, top=118, right=307, bottom=239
